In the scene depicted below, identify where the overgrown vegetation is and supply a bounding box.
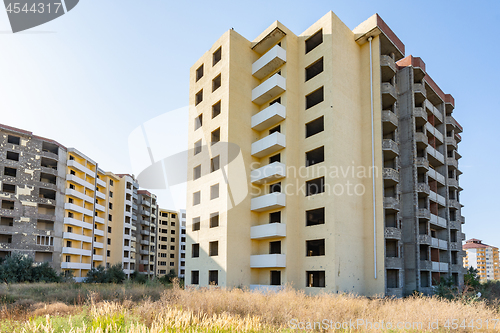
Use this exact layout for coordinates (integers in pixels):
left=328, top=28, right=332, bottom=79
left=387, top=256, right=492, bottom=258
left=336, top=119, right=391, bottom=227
left=0, top=253, right=61, bottom=284
left=85, top=264, right=126, bottom=284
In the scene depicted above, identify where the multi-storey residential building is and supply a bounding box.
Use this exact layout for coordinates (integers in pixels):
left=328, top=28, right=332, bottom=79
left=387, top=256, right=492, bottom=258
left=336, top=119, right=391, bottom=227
left=178, top=209, right=186, bottom=278
left=136, top=190, right=158, bottom=277
left=185, top=12, right=465, bottom=296
left=0, top=124, right=65, bottom=269
left=156, top=208, right=179, bottom=276
left=463, top=239, right=500, bottom=281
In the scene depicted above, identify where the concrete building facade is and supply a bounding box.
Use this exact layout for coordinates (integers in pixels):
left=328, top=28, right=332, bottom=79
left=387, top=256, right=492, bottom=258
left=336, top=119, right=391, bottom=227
left=463, top=239, right=500, bottom=281
left=185, top=12, right=465, bottom=296
left=178, top=209, right=186, bottom=278
left=156, top=208, right=179, bottom=276
left=136, top=190, right=158, bottom=277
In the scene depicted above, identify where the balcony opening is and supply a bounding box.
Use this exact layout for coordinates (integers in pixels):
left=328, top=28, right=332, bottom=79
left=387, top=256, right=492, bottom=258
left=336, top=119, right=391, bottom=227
left=451, top=251, right=458, bottom=265
left=417, top=173, right=426, bottom=183
left=192, top=244, right=199, bottom=258
left=305, top=29, right=322, bottom=54
left=269, top=153, right=281, bottom=164
left=195, top=89, right=203, bottom=106
left=269, top=211, right=281, bottom=223
left=269, top=241, right=281, bottom=254
left=306, top=239, right=325, bottom=256
left=192, top=217, right=200, bottom=231
left=212, top=101, right=221, bottom=118
left=210, top=183, right=219, bottom=200
left=212, top=74, right=221, bottom=92
left=209, top=270, right=218, bottom=285
left=269, top=125, right=281, bottom=135
left=419, top=271, right=430, bottom=287
left=41, top=157, right=57, bottom=170
left=270, top=97, right=281, bottom=106
left=387, top=269, right=399, bottom=288
left=306, top=116, right=324, bottom=138
left=420, top=245, right=429, bottom=260
left=306, top=271, right=325, bottom=287
left=0, top=234, right=12, bottom=244
left=212, top=47, right=222, bottom=66
left=209, top=241, right=218, bottom=256
left=1, top=200, right=14, bottom=210
left=431, top=272, right=441, bottom=286
left=305, top=177, right=324, bottom=196
left=210, top=212, right=219, bottom=228
left=193, top=165, right=201, bottom=180
left=269, top=182, right=281, bottom=193
left=195, top=114, right=203, bottom=130
left=305, top=146, right=324, bottom=166
left=4, top=167, right=17, bottom=177
left=306, top=207, right=324, bottom=226
left=0, top=217, right=13, bottom=227
left=40, top=172, right=56, bottom=185
left=211, top=155, right=220, bottom=172
left=194, top=140, right=202, bottom=155
left=191, top=270, right=199, bottom=284
left=6, top=151, right=19, bottom=162
left=270, top=270, right=281, bottom=285
left=2, top=184, right=15, bottom=194
left=305, top=87, right=324, bottom=110
left=386, top=240, right=398, bottom=257
left=211, top=128, right=220, bottom=145
left=40, top=189, right=56, bottom=201
left=7, top=135, right=20, bottom=145
left=449, top=209, right=456, bottom=221
left=450, top=230, right=457, bottom=242
left=193, top=191, right=201, bottom=205
left=42, top=142, right=59, bottom=155
left=196, top=64, right=204, bottom=81
left=419, top=221, right=427, bottom=235
left=385, top=213, right=397, bottom=228
left=305, top=57, right=323, bottom=81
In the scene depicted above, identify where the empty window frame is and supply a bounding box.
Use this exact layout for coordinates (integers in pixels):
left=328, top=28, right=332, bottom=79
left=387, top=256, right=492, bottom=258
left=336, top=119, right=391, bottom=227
left=306, top=207, right=325, bottom=226
left=306, top=271, right=325, bottom=287
left=212, top=101, right=221, bottom=118
left=193, top=191, right=201, bottom=205
left=270, top=97, right=281, bottom=105
left=192, top=243, right=200, bottom=258
left=306, top=239, right=325, bottom=256
left=209, top=270, right=218, bottom=285
left=269, top=182, right=281, bottom=193
left=306, top=116, right=324, bottom=138
left=191, top=270, right=199, bottom=284
left=195, top=89, right=203, bottom=106
left=210, top=212, right=219, bottom=228
left=209, top=241, right=218, bottom=256
left=305, top=29, right=323, bottom=54
left=195, top=114, right=203, bottom=130
left=0, top=217, right=14, bottom=226
left=7, top=135, right=20, bottom=145
left=3, top=167, right=16, bottom=177
left=193, top=165, right=201, bottom=180
left=269, top=211, right=281, bottom=223
left=192, top=217, right=200, bottom=231
left=213, top=47, right=222, bottom=66
left=194, top=140, right=202, bottom=155
left=212, top=74, right=221, bottom=92
left=269, top=241, right=281, bottom=254
left=270, top=270, right=281, bottom=285
left=211, top=128, right=220, bottom=145
left=269, top=125, right=281, bottom=135
left=6, top=151, right=19, bottom=161
left=1, top=200, right=14, bottom=210
left=269, top=153, right=281, bottom=164
left=306, top=177, right=325, bottom=196
left=306, top=146, right=324, bottom=166
left=306, top=86, right=324, bottom=109
left=196, top=64, right=204, bottom=81
left=305, top=57, right=324, bottom=81
left=210, top=183, right=219, bottom=200
left=211, top=155, right=220, bottom=172
left=2, top=184, right=15, bottom=194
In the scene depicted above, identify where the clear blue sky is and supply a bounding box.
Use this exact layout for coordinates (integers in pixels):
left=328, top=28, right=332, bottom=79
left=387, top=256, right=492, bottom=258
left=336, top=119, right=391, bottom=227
left=0, top=1, right=498, bottom=245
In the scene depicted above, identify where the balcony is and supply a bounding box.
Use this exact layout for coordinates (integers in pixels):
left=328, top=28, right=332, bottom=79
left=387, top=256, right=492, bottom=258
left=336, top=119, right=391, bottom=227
left=141, top=220, right=150, bottom=227
left=251, top=192, right=286, bottom=212
left=450, top=242, right=461, bottom=251
left=382, top=168, right=399, bottom=186
left=63, top=232, right=92, bottom=243
left=95, top=204, right=105, bottom=212
left=415, top=132, right=428, bottom=149
left=381, top=83, right=397, bottom=109
left=252, top=73, right=286, bottom=105
left=139, top=260, right=148, bottom=265
left=380, top=55, right=396, bottom=82
left=93, top=242, right=104, bottom=249
left=416, top=157, right=429, bottom=171
left=425, top=123, right=444, bottom=144
left=64, top=203, right=93, bottom=217
left=62, top=247, right=91, bottom=256
left=66, top=174, right=95, bottom=191
left=457, top=215, right=465, bottom=224
left=249, top=285, right=284, bottom=292
left=447, top=157, right=458, bottom=170
left=384, top=227, right=401, bottom=240
left=252, top=45, right=286, bottom=80
left=414, top=107, right=427, bottom=123
left=139, top=250, right=149, bottom=255
left=445, top=137, right=457, bottom=149
left=414, top=83, right=426, bottom=102
left=64, top=217, right=92, bottom=230
left=65, top=188, right=93, bottom=203
left=141, top=209, right=151, bottom=217
left=140, top=240, right=149, bottom=246
left=427, top=169, right=445, bottom=185
left=251, top=132, right=286, bottom=158
left=61, top=262, right=91, bottom=270
left=446, top=116, right=463, bottom=133
left=140, top=230, right=150, bottom=236
left=420, top=260, right=432, bottom=270
left=95, top=216, right=105, bottom=224
left=431, top=237, right=448, bottom=250
left=142, top=200, right=151, bottom=207
left=250, top=223, right=286, bottom=240
left=416, top=183, right=430, bottom=196
left=96, top=178, right=106, bottom=188
left=67, top=160, right=95, bottom=178
left=426, top=146, right=444, bottom=166
left=385, top=257, right=403, bottom=269
left=383, top=197, right=399, bottom=212
left=430, top=214, right=447, bottom=228
left=251, top=103, right=286, bottom=132
left=96, top=191, right=105, bottom=200
left=251, top=162, right=286, bottom=185
left=432, top=262, right=449, bottom=272
left=382, top=139, right=399, bottom=159
left=417, top=208, right=430, bottom=220
left=418, top=234, right=431, bottom=245
left=94, top=229, right=104, bottom=236
left=450, top=220, right=461, bottom=230
left=382, top=110, right=398, bottom=133
left=429, top=191, right=446, bottom=206
left=250, top=254, right=286, bottom=268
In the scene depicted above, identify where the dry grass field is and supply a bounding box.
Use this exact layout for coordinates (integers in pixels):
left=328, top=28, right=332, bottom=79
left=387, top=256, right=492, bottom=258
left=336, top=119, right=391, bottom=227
left=0, top=281, right=499, bottom=332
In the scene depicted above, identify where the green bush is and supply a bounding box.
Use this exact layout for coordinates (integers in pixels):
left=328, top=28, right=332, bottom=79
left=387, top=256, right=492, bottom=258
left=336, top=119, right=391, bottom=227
left=85, top=264, right=126, bottom=284
left=158, top=269, right=177, bottom=285
left=130, top=271, right=148, bottom=284
left=0, top=253, right=61, bottom=283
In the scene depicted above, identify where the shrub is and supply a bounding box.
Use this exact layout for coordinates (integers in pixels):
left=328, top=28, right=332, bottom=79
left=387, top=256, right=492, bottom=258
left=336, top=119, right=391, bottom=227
left=0, top=253, right=60, bottom=283
left=85, top=264, right=126, bottom=284
left=130, top=271, right=148, bottom=284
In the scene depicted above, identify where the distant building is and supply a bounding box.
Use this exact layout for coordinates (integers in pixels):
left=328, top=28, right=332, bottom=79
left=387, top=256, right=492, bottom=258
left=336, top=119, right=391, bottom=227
left=463, top=239, right=500, bottom=281
left=156, top=208, right=179, bottom=276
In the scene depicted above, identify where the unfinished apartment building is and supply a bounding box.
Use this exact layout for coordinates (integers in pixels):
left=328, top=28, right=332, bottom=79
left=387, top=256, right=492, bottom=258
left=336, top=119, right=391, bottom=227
left=136, top=190, right=158, bottom=276
left=178, top=209, right=186, bottom=278
left=156, top=209, right=179, bottom=276
left=0, top=124, right=65, bottom=269
left=185, top=11, right=464, bottom=296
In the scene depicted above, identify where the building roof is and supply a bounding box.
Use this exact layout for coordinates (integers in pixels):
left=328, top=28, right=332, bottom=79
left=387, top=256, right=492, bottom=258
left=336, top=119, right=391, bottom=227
left=463, top=239, right=498, bottom=250
left=0, top=123, right=67, bottom=149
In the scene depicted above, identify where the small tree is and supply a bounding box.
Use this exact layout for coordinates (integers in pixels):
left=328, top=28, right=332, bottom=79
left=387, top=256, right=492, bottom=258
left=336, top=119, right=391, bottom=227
left=107, top=263, right=126, bottom=284
left=85, top=266, right=108, bottom=283
left=0, top=253, right=60, bottom=283
left=464, top=267, right=481, bottom=290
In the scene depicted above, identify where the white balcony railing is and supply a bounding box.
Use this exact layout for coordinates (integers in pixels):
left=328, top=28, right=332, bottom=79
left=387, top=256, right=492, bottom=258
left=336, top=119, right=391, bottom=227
left=251, top=132, right=286, bottom=158
left=251, top=103, right=286, bottom=132
left=251, top=192, right=286, bottom=212
left=250, top=254, right=286, bottom=268
left=251, top=73, right=286, bottom=105
left=252, top=45, right=286, bottom=80
left=251, top=162, right=286, bottom=184
left=251, top=223, right=286, bottom=240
